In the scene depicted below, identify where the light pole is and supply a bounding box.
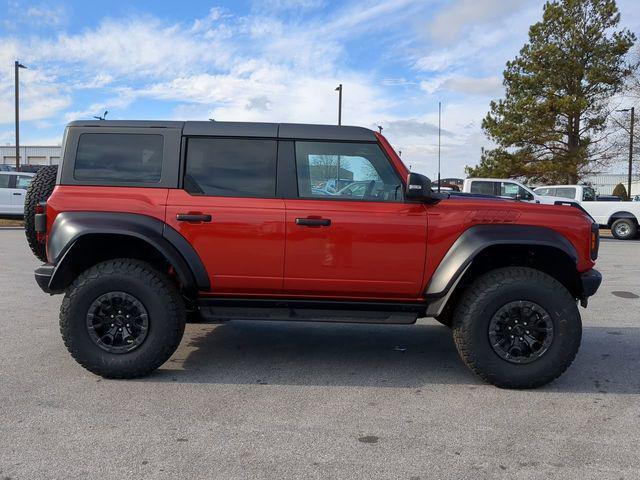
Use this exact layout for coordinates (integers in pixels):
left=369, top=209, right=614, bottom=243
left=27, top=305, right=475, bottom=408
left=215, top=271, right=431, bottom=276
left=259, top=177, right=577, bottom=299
left=335, top=84, right=342, bottom=126
left=14, top=61, right=27, bottom=172
left=617, top=107, right=635, bottom=199
left=437, top=101, right=442, bottom=193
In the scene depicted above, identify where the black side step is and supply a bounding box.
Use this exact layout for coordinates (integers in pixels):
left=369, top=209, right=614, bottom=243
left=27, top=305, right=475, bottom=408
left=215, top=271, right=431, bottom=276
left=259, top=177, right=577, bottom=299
left=197, top=298, right=426, bottom=325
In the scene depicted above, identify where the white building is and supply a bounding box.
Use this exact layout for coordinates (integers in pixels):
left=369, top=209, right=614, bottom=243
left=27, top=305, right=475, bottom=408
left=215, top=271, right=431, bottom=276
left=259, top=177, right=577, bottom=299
left=0, top=145, right=62, bottom=166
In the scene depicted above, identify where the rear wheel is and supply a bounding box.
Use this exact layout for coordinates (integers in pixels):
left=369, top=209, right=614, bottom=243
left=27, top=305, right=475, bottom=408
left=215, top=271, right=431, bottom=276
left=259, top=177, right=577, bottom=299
left=611, top=218, right=637, bottom=240
left=452, top=267, right=581, bottom=389
left=24, top=165, right=58, bottom=261
left=59, top=259, right=186, bottom=378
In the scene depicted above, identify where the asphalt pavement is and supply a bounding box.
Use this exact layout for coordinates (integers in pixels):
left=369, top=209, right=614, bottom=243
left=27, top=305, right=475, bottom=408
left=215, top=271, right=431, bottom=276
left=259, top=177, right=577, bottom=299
left=0, top=229, right=639, bottom=479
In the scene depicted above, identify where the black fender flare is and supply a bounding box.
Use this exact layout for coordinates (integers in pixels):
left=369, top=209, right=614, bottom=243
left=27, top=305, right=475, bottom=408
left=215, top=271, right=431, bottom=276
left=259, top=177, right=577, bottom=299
left=425, top=224, right=578, bottom=299
left=46, top=212, right=210, bottom=293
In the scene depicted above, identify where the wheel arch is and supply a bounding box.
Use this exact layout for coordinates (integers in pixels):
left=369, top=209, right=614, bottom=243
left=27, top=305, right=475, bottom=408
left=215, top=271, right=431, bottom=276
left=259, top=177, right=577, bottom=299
left=46, top=212, right=209, bottom=294
left=607, top=211, right=638, bottom=227
left=425, top=225, right=580, bottom=317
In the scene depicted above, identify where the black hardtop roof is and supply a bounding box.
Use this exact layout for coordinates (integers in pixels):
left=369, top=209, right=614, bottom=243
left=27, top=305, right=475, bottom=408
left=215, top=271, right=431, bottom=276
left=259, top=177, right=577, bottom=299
left=66, top=120, right=377, bottom=142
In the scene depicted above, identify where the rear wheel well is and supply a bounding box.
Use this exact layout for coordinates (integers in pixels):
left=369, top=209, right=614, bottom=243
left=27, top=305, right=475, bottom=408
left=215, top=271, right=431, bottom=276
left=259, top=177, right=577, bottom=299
left=437, top=244, right=580, bottom=323
left=51, top=234, right=188, bottom=294
left=608, top=212, right=638, bottom=227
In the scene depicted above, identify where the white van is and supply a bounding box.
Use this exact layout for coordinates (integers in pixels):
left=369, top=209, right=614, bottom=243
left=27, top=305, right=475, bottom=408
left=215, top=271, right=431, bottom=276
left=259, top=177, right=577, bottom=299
left=0, top=171, right=34, bottom=218
left=462, top=178, right=567, bottom=205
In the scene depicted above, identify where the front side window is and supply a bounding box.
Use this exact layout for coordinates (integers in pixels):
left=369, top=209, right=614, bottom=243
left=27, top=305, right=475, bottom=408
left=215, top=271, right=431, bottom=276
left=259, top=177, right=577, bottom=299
left=470, top=181, right=496, bottom=195
left=295, top=142, right=402, bottom=202
left=184, top=138, right=277, bottom=197
left=582, top=187, right=596, bottom=201
left=74, top=133, right=163, bottom=183
left=15, top=175, right=32, bottom=189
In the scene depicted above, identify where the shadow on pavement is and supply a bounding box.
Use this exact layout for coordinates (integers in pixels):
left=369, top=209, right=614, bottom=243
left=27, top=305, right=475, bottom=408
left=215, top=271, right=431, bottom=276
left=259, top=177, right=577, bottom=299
left=143, top=320, right=640, bottom=394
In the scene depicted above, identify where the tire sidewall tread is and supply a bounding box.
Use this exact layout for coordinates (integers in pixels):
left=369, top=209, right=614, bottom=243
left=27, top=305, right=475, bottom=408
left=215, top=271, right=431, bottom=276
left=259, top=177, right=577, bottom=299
left=59, top=259, right=186, bottom=378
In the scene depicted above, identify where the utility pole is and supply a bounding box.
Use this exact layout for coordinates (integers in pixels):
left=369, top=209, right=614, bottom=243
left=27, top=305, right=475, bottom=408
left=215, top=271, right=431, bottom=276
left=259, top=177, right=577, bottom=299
left=14, top=61, right=27, bottom=172
left=628, top=107, right=634, bottom=199
left=335, top=84, right=342, bottom=126
left=437, top=101, right=442, bottom=193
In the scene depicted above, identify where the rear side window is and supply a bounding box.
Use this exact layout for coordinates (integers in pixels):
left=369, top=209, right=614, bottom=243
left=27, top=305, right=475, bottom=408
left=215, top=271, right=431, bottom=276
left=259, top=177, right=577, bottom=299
left=0, top=175, right=10, bottom=188
left=74, top=133, right=163, bottom=183
left=470, top=181, right=496, bottom=195
left=555, top=187, right=576, bottom=199
left=184, top=138, right=277, bottom=197
left=583, top=187, right=596, bottom=201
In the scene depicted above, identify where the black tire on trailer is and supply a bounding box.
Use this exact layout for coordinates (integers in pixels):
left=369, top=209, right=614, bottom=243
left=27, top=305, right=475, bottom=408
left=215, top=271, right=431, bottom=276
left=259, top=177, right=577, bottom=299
left=610, top=218, right=637, bottom=240
left=452, top=267, right=581, bottom=389
left=59, top=259, right=186, bottom=379
left=24, top=165, right=58, bottom=262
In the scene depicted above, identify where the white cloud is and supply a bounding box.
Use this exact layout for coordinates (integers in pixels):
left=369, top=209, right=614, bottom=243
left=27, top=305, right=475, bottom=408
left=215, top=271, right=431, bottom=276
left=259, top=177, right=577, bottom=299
left=427, top=0, right=532, bottom=45
left=420, top=75, right=502, bottom=96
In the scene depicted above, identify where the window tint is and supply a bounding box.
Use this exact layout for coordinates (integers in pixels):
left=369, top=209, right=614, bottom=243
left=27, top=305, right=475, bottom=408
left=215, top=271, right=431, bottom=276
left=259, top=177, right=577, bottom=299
left=74, top=133, right=163, bottom=183
left=470, top=181, right=496, bottom=195
left=16, top=175, right=32, bottom=189
left=184, top=138, right=277, bottom=197
left=295, top=142, right=402, bottom=202
left=0, top=175, right=9, bottom=188
left=555, top=187, right=576, bottom=199
left=583, top=187, right=596, bottom=201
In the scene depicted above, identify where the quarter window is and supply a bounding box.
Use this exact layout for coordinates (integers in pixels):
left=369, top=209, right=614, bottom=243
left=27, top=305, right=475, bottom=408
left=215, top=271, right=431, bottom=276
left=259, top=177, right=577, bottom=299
left=295, top=142, right=402, bottom=202
left=74, top=133, right=163, bottom=183
left=16, top=175, right=32, bottom=189
left=582, top=187, right=596, bottom=201
left=184, top=138, right=277, bottom=197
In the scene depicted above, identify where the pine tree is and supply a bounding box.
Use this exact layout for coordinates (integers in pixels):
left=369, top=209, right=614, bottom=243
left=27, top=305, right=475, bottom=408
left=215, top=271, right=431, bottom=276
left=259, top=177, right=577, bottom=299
left=467, top=0, right=635, bottom=183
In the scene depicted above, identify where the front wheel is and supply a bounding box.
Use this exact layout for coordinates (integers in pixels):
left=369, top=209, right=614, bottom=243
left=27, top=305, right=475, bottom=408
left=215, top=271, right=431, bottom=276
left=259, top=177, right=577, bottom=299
left=452, top=267, right=581, bottom=389
left=611, top=218, right=637, bottom=240
left=59, top=259, right=186, bottom=378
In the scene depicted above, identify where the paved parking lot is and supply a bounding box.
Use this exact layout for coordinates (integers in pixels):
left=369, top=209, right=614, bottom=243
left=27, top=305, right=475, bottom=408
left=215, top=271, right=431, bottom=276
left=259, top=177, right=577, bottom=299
left=0, top=228, right=639, bottom=480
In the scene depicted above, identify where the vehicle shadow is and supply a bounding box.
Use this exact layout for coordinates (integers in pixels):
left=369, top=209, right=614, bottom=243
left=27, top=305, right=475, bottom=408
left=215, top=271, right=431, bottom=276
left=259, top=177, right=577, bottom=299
left=146, top=321, right=640, bottom=394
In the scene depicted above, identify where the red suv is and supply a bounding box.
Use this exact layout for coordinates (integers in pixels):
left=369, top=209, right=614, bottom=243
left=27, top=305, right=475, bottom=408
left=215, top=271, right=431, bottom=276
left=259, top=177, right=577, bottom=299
left=25, top=121, right=601, bottom=388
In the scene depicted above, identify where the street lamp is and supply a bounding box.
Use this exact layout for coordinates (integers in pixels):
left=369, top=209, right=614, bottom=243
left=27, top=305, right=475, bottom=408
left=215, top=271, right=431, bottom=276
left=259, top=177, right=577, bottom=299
left=335, top=84, right=342, bottom=126
left=14, top=61, right=27, bottom=172
left=617, top=107, right=635, bottom=199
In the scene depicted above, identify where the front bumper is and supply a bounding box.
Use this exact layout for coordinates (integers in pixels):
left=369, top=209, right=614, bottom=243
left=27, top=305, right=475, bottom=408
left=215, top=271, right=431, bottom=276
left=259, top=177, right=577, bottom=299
left=580, top=269, right=602, bottom=304
left=34, top=263, right=56, bottom=294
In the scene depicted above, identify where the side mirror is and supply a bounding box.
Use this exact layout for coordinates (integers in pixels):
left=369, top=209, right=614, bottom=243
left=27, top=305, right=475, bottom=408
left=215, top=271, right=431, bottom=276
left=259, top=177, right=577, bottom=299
left=405, top=172, right=447, bottom=203
left=405, top=172, right=431, bottom=199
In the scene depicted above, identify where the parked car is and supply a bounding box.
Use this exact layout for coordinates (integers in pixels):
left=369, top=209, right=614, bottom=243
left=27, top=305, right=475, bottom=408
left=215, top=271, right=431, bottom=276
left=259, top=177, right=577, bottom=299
left=0, top=171, right=34, bottom=218
left=0, top=165, right=16, bottom=172
left=533, top=184, right=640, bottom=240
left=462, top=178, right=567, bottom=204
left=24, top=120, right=601, bottom=388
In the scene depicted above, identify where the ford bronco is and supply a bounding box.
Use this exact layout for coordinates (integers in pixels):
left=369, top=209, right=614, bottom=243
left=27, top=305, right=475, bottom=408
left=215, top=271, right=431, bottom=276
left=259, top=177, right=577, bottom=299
left=25, top=121, right=602, bottom=388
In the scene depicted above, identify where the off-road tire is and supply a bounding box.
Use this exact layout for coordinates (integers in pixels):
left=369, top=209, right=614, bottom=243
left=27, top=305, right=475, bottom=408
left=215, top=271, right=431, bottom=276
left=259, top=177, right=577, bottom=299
left=452, top=267, right=581, bottom=389
left=24, top=165, right=58, bottom=261
left=611, top=218, right=637, bottom=240
left=59, top=259, right=186, bottom=379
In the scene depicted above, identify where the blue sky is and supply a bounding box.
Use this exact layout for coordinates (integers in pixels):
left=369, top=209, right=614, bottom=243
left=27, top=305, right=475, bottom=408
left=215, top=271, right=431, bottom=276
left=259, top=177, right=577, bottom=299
left=1, top=0, right=639, bottom=177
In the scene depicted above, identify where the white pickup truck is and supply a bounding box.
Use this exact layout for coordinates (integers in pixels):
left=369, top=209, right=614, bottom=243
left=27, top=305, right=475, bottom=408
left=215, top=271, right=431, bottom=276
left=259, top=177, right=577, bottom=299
left=533, top=184, right=640, bottom=240
left=462, top=178, right=568, bottom=205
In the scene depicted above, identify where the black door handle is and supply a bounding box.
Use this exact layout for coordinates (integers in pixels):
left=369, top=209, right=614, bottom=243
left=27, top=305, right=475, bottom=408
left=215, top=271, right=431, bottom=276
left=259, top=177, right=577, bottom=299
left=295, top=218, right=331, bottom=227
left=176, top=213, right=212, bottom=223
left=13, top=192, right=23, bottom=196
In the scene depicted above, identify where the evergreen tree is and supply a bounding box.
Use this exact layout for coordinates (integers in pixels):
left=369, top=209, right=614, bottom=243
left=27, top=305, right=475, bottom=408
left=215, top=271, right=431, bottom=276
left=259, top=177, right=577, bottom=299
left=467, top=0, right=635, bottom=183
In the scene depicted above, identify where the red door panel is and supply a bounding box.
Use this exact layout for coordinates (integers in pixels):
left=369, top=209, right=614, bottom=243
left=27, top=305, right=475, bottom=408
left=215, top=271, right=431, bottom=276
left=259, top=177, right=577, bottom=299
left=283, top=199, right=428, bottom=299
left=165, top=190, right=285, bottom=295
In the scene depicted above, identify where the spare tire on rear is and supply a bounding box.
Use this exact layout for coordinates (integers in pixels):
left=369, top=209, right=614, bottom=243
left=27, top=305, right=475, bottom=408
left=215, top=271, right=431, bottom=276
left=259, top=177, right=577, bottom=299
left=24, top=165, right=58, bottom=262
